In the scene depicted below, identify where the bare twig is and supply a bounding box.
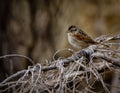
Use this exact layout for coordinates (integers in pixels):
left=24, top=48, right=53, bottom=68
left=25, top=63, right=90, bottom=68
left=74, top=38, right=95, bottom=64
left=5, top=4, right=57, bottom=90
left=93, top=52, right=120, bottom=67
left=0, top=54, right=35, bottom=65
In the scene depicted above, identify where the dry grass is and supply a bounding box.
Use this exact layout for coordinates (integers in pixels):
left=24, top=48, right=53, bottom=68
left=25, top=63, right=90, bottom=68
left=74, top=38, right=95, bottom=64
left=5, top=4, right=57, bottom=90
left=0, top=34, right=120, bottom=93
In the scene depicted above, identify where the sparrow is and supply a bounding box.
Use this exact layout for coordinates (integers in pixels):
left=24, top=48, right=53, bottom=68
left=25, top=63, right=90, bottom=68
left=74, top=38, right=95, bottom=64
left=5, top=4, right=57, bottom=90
left=67, top=25, right=98, bottom=49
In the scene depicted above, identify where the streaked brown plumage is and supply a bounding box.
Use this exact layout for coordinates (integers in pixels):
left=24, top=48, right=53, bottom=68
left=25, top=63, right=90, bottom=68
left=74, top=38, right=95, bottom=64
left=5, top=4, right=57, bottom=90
left=67, top=25, right=98, bottom=49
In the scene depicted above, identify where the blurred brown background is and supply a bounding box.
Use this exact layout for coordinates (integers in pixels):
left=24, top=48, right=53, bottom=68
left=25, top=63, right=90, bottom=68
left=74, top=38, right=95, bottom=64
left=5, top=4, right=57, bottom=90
left=0, top=0, right=120, bottom=81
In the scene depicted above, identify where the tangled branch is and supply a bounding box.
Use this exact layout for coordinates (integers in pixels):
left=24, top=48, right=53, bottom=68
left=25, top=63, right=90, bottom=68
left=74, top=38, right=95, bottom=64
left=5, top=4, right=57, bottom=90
left=0, top=34, right=120, bottom=93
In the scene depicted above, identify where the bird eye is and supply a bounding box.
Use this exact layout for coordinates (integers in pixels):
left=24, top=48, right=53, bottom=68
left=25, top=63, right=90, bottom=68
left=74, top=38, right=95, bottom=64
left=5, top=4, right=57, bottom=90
left=71, top=28, right=77, bottom=31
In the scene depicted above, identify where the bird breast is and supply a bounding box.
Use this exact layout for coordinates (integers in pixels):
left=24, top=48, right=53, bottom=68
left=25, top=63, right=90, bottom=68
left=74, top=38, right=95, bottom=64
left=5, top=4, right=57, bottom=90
left=68, top=33, right=88, bottom=49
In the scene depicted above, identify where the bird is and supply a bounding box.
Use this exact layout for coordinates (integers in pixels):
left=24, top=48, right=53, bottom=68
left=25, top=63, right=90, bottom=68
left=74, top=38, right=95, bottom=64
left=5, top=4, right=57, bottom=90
left=67, top=25, right=98, bottom=49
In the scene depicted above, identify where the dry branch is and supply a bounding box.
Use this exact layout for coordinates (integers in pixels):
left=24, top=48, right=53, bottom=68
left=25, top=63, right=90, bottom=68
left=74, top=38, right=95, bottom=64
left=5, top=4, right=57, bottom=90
left=0, top=34, right=120, bottom=93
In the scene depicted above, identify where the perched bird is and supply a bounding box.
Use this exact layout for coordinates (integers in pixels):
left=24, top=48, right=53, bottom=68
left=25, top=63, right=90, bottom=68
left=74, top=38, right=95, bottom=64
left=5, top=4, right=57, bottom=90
left=67, top=25, right=98, bottom=49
